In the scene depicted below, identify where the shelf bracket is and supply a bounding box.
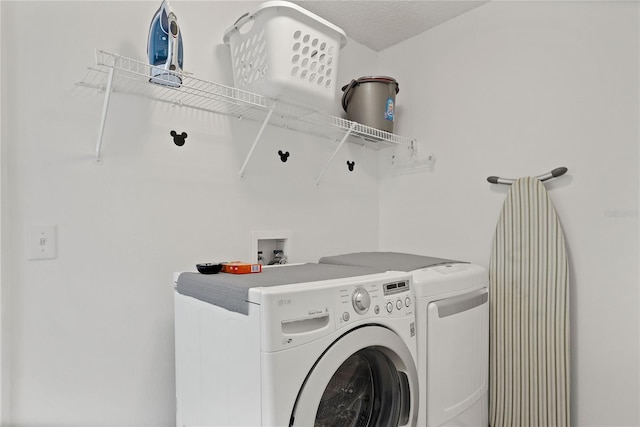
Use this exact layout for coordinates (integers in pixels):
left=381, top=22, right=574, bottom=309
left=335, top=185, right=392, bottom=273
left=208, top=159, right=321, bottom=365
left=238, top=106, right=275, bottom=179
left=315, top=122, right=356, bottom=185
left=94, top=59, right=116, bottom=163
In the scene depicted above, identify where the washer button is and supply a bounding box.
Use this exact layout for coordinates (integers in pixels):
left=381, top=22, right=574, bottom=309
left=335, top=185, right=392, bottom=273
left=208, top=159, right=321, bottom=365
left=386, top=302, right=393, bottom=313
left=342, top=312, right=350, bottom=322
left=374, top=305, right=380, bottom=314
left=405, top=297, right=411, bottom=307
left=396, top=299, right=403, bottom=310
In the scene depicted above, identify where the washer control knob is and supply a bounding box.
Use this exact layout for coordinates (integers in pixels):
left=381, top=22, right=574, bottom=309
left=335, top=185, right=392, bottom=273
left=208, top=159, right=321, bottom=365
left=386, top=301, right=394, bottom=313
left=342, top=312, right=350, bottom=322
left=405, top=297, right=411, bottom=308
left=396, top=299, right=403, bottom=310
left=352, top=288, right=371, bottom=314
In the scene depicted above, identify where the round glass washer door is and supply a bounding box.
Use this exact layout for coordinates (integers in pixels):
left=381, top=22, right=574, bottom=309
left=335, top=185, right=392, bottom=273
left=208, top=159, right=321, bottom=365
left=290, top=325, right=418, bottom=427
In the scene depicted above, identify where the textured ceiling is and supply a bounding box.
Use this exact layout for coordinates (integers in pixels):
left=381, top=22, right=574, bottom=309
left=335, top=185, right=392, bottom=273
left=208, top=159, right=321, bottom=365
left=292, top=1, right=490, bottom=51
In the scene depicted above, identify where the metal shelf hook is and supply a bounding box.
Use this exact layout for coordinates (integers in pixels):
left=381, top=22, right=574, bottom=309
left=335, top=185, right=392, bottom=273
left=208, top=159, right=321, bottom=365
left=487, top=167, right=568, bottom=185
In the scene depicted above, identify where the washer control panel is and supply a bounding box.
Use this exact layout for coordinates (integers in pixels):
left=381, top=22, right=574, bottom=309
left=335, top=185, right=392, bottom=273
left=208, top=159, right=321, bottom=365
left=259, top=271, right=414, bottom=351
left=383, top=280, right=412, bottom=314
left=335, top=276, right=413, bottom=329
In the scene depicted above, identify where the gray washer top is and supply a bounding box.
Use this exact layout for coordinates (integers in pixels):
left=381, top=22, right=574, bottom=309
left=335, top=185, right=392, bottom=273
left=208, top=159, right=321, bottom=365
left=176, top=263, right=386, bottom=315
left=318, top=251, right=465, bottom=272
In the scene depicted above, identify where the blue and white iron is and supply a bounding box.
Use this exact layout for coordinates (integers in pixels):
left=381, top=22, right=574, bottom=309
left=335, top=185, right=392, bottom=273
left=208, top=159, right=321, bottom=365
left=147, top=0, right=183, bottom=87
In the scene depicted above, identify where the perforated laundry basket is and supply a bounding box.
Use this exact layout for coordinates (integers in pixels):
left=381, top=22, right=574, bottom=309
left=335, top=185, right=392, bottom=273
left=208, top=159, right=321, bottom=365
left=223, top=1, right=347, bottom=108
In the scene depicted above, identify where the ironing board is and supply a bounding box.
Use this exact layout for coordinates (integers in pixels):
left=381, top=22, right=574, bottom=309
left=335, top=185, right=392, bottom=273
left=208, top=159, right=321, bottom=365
left=489, top=177, right=570, bottom=427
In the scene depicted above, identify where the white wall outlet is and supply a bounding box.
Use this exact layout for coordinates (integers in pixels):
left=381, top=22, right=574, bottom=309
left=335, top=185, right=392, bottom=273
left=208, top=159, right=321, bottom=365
left=29, top=225, right=57, bottom=260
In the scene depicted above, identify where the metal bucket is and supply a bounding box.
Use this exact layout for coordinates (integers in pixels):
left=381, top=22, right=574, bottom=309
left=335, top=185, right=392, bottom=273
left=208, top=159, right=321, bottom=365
left=341, top=76, right=399, bottom=133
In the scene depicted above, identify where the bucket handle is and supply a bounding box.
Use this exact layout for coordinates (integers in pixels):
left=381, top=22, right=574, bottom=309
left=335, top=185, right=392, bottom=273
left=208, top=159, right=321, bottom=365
left=341, top=79, right=359, bottom=112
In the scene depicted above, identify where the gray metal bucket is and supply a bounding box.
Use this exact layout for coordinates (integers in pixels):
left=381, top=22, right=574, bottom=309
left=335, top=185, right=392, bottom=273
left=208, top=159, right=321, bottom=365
left=341, top=76, right=399, bottom=133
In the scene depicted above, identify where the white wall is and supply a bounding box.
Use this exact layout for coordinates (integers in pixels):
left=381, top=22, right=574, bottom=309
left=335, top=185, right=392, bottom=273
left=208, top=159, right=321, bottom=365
left=0, top=2, right=6, bottom=424
left=3, top=1, right=639, bottom=426
left=378, top=1, right=639, bottom=426
left=1, top=1, right=380, bottom=425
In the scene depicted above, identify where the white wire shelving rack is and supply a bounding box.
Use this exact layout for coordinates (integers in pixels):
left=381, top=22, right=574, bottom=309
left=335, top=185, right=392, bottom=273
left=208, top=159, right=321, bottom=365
left=77, top=50, right=417, bottom=183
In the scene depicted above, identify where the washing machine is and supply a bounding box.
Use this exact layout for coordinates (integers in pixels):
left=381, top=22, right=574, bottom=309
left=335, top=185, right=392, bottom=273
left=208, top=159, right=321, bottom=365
left=319, top=252, right=489, bottom=427
left=174, top=263, right=419, bottom=426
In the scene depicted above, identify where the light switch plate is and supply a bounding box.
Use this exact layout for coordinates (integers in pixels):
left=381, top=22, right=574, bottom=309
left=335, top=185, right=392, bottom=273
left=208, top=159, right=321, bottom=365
left=29, top=225, right=57, bottom=260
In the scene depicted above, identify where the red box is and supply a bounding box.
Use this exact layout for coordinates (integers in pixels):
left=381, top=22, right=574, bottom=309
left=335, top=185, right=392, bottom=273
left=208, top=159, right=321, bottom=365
left=222, top=262, right=262, bottom=274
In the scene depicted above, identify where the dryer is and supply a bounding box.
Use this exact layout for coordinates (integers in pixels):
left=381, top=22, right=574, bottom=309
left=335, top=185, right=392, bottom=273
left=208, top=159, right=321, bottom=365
left=174, top=263, right=419, bottom=426
left=319, top=252, right=489, bottom=427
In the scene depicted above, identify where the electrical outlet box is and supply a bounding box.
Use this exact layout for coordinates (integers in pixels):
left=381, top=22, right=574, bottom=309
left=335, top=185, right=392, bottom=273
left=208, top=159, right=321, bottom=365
left=252, top=231, right=292, bottom=264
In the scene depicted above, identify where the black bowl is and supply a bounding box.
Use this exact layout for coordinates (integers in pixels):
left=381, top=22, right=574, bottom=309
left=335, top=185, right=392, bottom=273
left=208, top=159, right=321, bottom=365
left=196, top=263, right=223, bottom=274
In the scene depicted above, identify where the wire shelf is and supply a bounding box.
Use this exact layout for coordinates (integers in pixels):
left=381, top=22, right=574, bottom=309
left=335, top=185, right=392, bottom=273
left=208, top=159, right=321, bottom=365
left=79, top=50, right=415, bottom=142
left=77, top=50, right=418, bottom=181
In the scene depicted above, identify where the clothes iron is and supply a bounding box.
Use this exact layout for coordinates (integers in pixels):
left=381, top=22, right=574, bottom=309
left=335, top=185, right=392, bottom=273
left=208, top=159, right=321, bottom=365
left=147, top=0, right=183, bottom=87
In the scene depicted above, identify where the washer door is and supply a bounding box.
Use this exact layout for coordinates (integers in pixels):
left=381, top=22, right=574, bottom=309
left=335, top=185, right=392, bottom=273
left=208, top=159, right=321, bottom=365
left=290, top=325, right=418, bottom=427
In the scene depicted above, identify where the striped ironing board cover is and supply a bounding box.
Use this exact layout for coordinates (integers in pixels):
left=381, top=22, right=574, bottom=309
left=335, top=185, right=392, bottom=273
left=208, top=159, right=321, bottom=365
left=489, top=177, right=570, bottom=427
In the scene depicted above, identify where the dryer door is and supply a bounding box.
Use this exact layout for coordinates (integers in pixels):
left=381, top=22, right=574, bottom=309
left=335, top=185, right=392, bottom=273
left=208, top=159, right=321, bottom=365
left=427, top=288, right=489, bottom=426
left=290, top=325, right=418, bottom=427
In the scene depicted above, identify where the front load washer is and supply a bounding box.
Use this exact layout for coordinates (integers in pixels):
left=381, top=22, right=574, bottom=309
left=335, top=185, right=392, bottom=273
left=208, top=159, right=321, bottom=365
left=319, top=252, right=489, bottom=427
left=174, top=263, right=419, bottom=426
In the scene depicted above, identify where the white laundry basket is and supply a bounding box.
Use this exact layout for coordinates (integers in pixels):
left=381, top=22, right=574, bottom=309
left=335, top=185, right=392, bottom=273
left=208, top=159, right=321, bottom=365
left=223, top=1, right=347, bottom=108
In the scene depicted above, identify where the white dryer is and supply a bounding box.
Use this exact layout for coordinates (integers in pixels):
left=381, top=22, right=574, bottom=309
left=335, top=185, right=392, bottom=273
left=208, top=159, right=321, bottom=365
left=174, top=263, right=419, bottom=426
left=319, top=252, right=489, bottom=427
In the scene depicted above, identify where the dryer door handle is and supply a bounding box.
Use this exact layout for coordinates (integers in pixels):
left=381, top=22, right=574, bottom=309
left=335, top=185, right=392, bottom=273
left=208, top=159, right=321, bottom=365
left=433, top=289, right=488, bottom=318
